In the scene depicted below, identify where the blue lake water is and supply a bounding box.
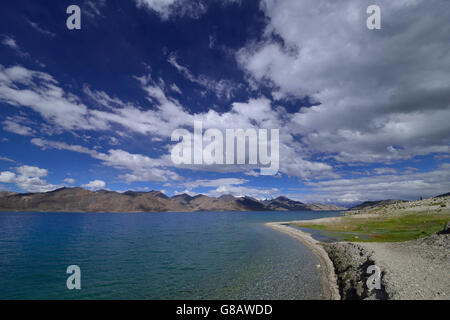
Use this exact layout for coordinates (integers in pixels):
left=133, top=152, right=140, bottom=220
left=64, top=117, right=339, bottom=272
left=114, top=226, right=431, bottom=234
left=0, top=211, right=341, bottom=300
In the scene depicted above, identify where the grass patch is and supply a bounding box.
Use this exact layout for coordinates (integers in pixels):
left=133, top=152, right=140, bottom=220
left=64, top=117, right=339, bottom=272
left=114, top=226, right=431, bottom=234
left=293, top=212, right=450, bottom=242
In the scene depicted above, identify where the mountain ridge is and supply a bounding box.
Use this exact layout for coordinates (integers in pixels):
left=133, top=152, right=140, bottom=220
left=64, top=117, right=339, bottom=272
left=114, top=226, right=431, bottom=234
left=348, top=199, right=407, bottom=211
left=0, top=187, right=346, bottom=213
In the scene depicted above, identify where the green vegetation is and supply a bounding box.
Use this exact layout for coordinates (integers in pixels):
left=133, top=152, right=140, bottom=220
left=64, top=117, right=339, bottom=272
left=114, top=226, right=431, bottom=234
left=294, top=212, right=450, bottom=242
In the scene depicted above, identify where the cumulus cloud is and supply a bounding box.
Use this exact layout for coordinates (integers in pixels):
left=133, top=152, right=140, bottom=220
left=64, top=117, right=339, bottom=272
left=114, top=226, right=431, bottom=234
left=0, top=65, right=96, bottom=131
left=82, top=179, right=106, bottom=190
left=0, top=65, right=190, bottom=137
left=11, top=43, right=439, bottom=185
left=237, top=0, right=450, bottom=164
left=31, top=138, right=181, bottom=182
left=0, top=61, right=333, bottom=180
left=64, top=178, right=75, bottom=184
left=0, top=171, right=16, bottom=183
left=27, top=96, right=334, bottom=181
left=2, top=118, right=34, bottom=136
left=0, top=165, right=59, bottom=192
left=0, top=61, right=330, bottom=180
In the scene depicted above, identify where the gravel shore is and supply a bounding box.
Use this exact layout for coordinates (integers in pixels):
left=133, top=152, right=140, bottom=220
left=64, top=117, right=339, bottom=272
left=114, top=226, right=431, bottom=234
left=361, top=233, right=449, bottom=299
left=267, top=220, right=450, bottom=300
left=265, top=222, right=340, bottom=300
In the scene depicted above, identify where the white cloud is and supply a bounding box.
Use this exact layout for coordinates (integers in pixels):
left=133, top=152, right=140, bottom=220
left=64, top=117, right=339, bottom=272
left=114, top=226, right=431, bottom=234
left=207, top=184, right=279, bottom=199
left=31, top=138, right=181, bottom=182
left=237, top=0, right=450, bottom=164
left=170, top=83, right=182, bottom=95
left=26, top=19, right=56, bottom=37
left=0, top=165, right=59, bottom=192
left=0, top=65, right=96, bottom=131
left=135, top=0, right=207, bottom=20
left=168, top=54, right=239, bottom=100
left=82, top=179, right=106, bottom=190
left=0, top=61, right=335, bottom=180
left=244, top=170, right=259, bottom=177
left=3, top=118, right=34, bottom=136
left=28, top=94, right=335, bottom=181
left=0, top=60, right=334, bottom=181
left=0, top=171, right=16, bottom=183
left=0, top=156, right=14, bottom=163
left=83, top=0, right=107, bottom=19
left=1, top=35, right=19, bottom=50
left=16, top=165, right=48, bottom=178
left=176, top=177, right=279, bottom=199
left=83, top=85, right=126, bottom=109
left=64, top=178, right=75, bottom=184
left=174, top=189, right=199, bottom=197
left=0, top=65, right=188, bottom=137
left=1, top=35, right=29, bottom=58
left=300, top=163, right=450, bottom=206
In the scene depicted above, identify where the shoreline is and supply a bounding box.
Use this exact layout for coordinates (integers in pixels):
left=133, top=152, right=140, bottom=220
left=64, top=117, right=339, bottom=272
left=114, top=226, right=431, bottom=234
left=265, top=222, right=340, bottom=300
left=267, top=217, right=450, bottom=300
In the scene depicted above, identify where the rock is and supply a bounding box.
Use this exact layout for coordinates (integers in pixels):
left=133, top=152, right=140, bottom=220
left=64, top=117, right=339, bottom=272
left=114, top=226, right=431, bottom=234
left=438, top=222, right=450, bottom=235
left=323, top=243, right=389, bottom=300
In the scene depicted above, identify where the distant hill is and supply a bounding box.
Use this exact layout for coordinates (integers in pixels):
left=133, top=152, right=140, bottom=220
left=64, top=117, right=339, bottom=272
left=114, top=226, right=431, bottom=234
left=345, top=194, right=450, bottom=216
left=0, top=191, right=18, bottom=197
left=0, top=187, right=345, bottom=213
left=262, top=196, right=345, bottom=211
left=349, top=199, right=407, bottom=211
left=434, top=192, right=450, bottom=198
left=307, top=203, right=348, bottom=211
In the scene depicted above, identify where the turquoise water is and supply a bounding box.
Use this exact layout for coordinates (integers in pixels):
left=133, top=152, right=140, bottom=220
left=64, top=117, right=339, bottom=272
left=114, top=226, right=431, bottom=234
left=0, top=211, right=340, bottom=300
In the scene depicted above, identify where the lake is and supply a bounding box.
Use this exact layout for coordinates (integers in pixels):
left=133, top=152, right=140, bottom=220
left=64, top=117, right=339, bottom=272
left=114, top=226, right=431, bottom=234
left=0, top=211, right=340, bottom=299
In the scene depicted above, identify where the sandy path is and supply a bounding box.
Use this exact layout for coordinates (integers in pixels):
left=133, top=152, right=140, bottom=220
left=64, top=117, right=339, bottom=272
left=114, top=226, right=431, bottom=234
left=362, top=234, right=449, bottom=299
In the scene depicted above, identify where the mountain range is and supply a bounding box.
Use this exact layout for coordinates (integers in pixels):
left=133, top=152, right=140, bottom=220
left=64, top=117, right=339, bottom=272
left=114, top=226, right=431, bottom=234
left=0, top=187, right=346, bottom=213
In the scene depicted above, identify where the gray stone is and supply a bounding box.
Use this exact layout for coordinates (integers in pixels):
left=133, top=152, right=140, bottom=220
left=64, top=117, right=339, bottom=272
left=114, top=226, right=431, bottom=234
left=438, top=222, right=450, bottom=235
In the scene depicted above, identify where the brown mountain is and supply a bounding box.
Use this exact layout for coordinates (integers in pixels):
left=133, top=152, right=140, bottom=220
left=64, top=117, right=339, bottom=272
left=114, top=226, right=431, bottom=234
left=305, top=203, right=347, bottom=211
left=0, top=191, right=18, bottom=197
left=263, top=196, right=310, bottom=211
left=0, top=187, right=345, bottom=213
left=263, top=196, right=346, bottom=211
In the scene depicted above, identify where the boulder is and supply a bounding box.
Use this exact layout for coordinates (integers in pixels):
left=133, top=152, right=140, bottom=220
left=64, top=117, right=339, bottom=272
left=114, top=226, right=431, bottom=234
left=438, top=222, right=450, bottom=235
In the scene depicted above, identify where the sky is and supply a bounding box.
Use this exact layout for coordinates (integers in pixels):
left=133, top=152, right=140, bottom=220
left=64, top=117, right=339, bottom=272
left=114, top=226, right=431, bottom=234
left=0, top=0, right=449, bottom=206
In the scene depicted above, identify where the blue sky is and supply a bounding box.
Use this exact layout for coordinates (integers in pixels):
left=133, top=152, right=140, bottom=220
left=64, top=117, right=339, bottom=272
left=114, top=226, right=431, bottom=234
left=0, top=0, right=449, bottom=206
